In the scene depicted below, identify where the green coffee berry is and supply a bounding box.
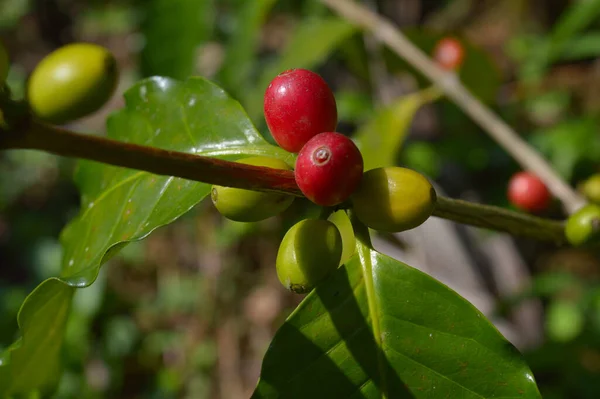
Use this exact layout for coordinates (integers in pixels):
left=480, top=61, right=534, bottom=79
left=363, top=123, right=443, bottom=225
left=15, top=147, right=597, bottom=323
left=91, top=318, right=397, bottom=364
left=211, top=156, right=294, bottom=222
left=351, top=167, right=437, bottom=232
left=565, top=204, right=600, bottom=247
left=579, top=174, right=600, bottom=204
left=327, top=209, right=355, bottom=266
left=276, top=219, right=342, bottom=294
left=27, top=43, right=118, bottom=124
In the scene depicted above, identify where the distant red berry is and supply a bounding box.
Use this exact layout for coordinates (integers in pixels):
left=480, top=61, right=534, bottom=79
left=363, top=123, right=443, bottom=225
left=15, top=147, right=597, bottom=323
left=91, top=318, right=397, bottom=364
left=264, top=69, right=338, bottom=153
left=295, top=132, right=363, bottom=207
left=433, top=37, right=465, bottom=71
left=508, top=171, right=551, bottom=213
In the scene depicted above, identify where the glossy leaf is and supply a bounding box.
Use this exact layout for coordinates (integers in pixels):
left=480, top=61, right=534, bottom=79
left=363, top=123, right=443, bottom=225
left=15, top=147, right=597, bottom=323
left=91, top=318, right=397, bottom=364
left=140, top=0, right=215, bottom=79
left=61, top=76, right=292, bottom=287
left=247, top=17, right=357, bottom=119
left=0, top=76, right=292, bottom=396
left=0, top=279, right=74, bottom=396
left=254, top=242, right=541, bottom=398
left=354, top=87, right=442, bottom=172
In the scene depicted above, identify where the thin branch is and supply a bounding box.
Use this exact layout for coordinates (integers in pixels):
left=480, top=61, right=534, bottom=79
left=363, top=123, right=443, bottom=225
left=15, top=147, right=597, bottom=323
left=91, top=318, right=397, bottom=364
left=0, top=120, right=302, bottom=196
left=0, top=120, right=566, bottom=243
left=321, top=0, right=586, bottom=214
left=434, top=196, right=565, bottom=244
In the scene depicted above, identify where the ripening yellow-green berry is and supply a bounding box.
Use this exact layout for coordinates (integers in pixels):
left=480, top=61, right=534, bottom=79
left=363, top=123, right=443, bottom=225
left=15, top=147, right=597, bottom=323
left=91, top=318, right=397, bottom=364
left=27, top=43, right=118, bottom=124
left=565, top=204, right=600, bottom=247
left=351, top=167, right=436, bottom=232
left=579, top=174, right=600, bottom=204
left=211, top=156, right=294, bottom=222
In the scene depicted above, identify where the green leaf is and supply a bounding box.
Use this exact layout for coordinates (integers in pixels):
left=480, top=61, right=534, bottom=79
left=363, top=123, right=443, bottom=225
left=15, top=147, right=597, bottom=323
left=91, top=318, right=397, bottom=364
left=530, top=119, right=600, bottom=180
left=548, top=0, right=600, bottom=59
left=254, top=243, right=541, bottom=398
left=218, top=0, right=278, bottom=98
left=0, top=0, right=31, bottom=29
left=0, top=279, right=75, bottom=396
left=140, top=0, right=215, bottom=79
left=354, top=87, right=442, bottom=171
left=520, top=0, right=600, bottom=77
left=260, top=17, right=356, bottom=85
left=0, top=76, right=292, bottom=396
left=61, top=76, right=292, bottom=287
left=247, top=17, right=357, bottom=119
left=558, top=32, right=600, bottom=61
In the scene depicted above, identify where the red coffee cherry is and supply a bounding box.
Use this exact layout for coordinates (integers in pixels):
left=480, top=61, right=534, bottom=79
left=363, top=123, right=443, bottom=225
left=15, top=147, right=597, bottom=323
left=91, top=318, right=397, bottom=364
left=432, top=37, right=465, bottom=71
left=508, top=171, right=551, bottom=213
left=264, top=69, right=338, bottom=153
left=295, top=132, right=363, bottom=206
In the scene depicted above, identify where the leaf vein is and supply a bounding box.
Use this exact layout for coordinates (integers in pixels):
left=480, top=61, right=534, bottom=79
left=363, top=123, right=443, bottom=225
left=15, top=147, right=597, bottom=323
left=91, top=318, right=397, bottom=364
left=382, top=343, right=486, bottom=399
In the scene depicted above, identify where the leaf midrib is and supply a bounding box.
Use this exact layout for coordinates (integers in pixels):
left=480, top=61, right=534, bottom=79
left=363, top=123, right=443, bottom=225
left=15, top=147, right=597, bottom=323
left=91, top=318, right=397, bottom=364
left=357, top=241, right=387, bottom=398
left=382, top=343, right=485, bottom=399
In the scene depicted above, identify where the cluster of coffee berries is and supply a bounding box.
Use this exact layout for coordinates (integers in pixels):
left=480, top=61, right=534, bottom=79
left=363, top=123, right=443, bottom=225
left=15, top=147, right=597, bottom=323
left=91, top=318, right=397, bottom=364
left=211, top=68, right=437, bottom=294
left=26, top=43, right=118, bottom=124
left=507, top=171, right=600, bottom=247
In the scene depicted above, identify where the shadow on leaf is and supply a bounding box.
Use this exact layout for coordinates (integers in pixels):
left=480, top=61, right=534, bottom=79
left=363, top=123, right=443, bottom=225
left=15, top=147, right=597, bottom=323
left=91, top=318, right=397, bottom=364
left=253, top=265, right=414, bottom=398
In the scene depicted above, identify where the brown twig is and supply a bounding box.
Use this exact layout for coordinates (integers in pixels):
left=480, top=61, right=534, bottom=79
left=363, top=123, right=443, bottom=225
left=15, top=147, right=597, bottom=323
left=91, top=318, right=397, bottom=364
left=321, top=0, right=586, bottom=214
left=0, top=120, right=302, bottom=196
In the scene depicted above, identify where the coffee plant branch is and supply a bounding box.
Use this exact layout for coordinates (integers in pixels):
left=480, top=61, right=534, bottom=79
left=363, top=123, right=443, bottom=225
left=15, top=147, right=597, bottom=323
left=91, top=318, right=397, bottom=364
left=0, top=120, right=303, bottom=196
left=0, top=120, right=566, bottom=243
left=321, top=0, right=586, bottom=215
left=434, top=196, right=565, bottom=243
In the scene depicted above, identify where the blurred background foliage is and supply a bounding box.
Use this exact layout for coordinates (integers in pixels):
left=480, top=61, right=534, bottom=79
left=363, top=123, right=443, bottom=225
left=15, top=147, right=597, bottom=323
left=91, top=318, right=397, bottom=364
left=2, top=0, right=600, bottom=398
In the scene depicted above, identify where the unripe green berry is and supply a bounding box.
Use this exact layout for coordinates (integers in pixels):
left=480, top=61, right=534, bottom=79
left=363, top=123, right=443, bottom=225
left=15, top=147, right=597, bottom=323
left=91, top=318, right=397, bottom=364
left=565, top=204, right=600, bottom=247
left=27, top=43, right=118, bottom=124
left=579, top=174, right=600, bottom=204
left=211, top=156, right=294, bottom=222
left=276, top=219, right=342, bottom=294
left=351, top=167, right=437, bottom=232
